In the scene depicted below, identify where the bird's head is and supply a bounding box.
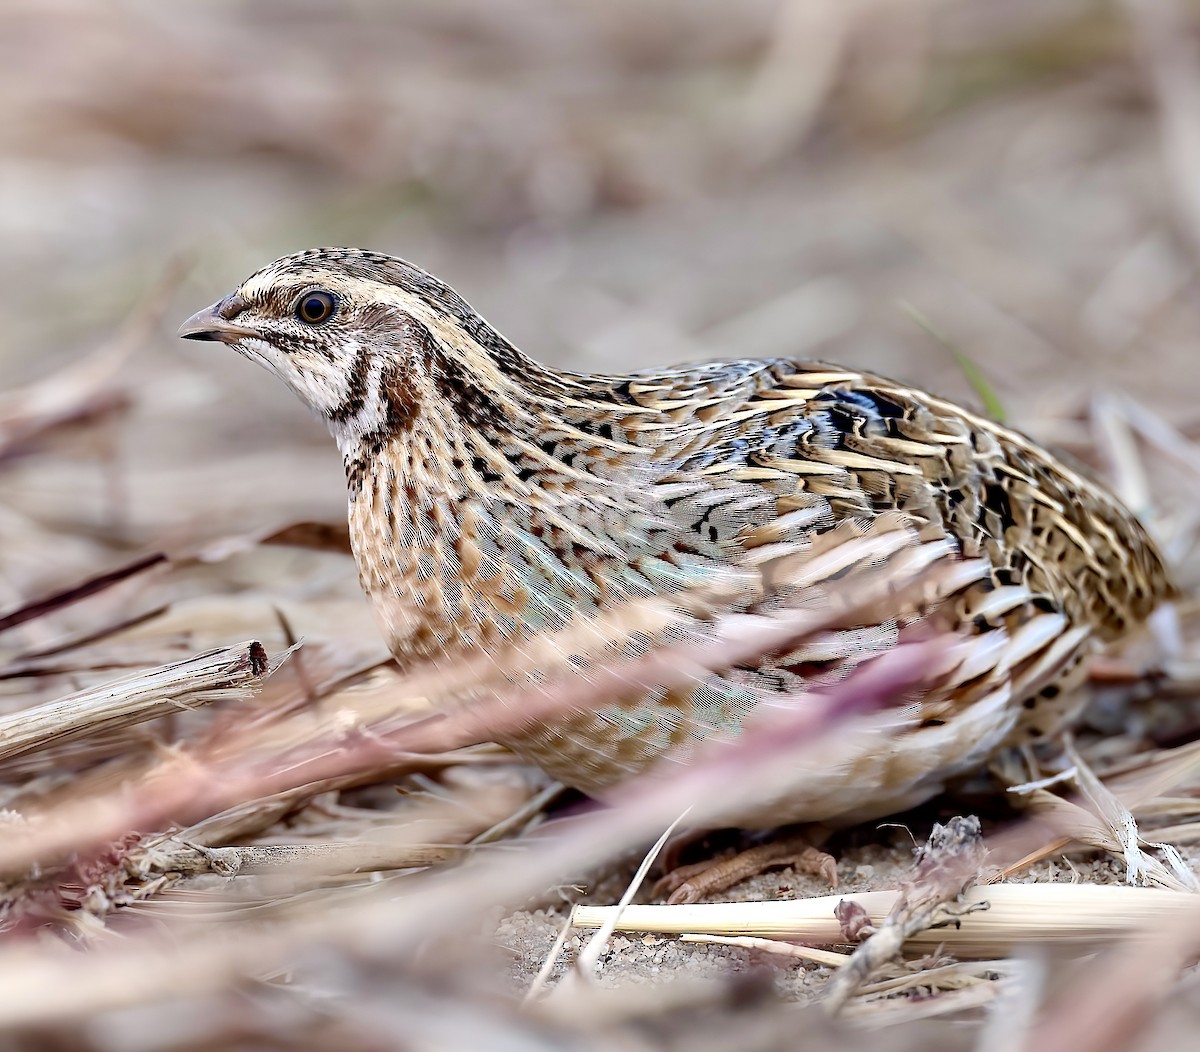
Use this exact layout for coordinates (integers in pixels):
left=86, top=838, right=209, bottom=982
left=178, top=248, right=525, bottom=448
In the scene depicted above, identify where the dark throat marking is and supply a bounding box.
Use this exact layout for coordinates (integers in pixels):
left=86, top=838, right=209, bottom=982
left=326, top=344, right=372, bottom=424
left=340, top=323, right=439, bottom=496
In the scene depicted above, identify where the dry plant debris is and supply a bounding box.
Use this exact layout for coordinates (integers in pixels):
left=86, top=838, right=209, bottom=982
left=5, top=2, right=1200, bottom=1049
left=823, top=815, right=990, bottom=1013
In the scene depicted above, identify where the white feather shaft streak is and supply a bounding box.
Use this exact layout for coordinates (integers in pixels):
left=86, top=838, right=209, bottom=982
left=783, top=527, right=916, bottom=587
left=0, top=641, right=269, bottom=765
left=964, top=585, right=1039, bottom=623
left=995, top=614, right=1069, bottom=674
left=571, top=883, right=1200, bottom=957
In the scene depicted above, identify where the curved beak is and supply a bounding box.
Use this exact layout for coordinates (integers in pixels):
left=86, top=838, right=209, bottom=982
left=177, top=297, right=258, bottom=343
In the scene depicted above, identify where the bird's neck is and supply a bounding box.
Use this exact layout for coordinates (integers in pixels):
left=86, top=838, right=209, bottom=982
left=333, top=349, right=714, bottom=672
left=329, top=327, right=665, bottom=502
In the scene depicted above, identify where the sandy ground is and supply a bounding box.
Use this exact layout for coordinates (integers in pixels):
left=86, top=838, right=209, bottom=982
left=493, top=818, right=1200, bottom=1003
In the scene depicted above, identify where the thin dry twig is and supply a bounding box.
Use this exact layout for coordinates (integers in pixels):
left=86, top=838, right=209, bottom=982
left=679, top=932, right=851, bottom=968
left=571, top=809, right=691, bottom=984
left=0, top=553, right=167, bottom=635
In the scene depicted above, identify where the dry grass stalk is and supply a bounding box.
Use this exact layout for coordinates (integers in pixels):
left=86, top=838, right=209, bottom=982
left=0, top=552, right=167, bottom=635
left=0, top=640, right=267, bottom=767
left=999, top=737, right=1200, bottom=882
left=570, top=882, right=1200, bottom=957
left=0, top=795, right=523, bottom=1028
left=679, top=932, right=851, bottom=968
left=552, top=811, right=690, bottom=996
left=147, top=839, right=465, bottom=880
left=840, top=981, right=1008, bottom=1028
left=0, top=608, right=937, bottom=938
left=0, top=587, right=948, bottom=881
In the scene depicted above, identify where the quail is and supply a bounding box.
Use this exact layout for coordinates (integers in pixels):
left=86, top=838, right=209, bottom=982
left=180, top=248, right=1175, bottom=895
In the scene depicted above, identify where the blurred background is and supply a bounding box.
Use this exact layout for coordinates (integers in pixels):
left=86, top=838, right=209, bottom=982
left=5, top=0, right=1200, bottom=579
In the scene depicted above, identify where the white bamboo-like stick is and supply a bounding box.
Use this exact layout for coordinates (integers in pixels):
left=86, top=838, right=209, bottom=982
left=571, top=884, right=1200, bottom=956
left=0, top=640, right=269, bottom=763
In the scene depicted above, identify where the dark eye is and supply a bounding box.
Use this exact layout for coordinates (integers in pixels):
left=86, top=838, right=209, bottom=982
left=296, top=290, right=337, bottom=325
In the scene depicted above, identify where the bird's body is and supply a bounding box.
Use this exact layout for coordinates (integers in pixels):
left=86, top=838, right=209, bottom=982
left=181, top=248, right=1175, bottom=828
